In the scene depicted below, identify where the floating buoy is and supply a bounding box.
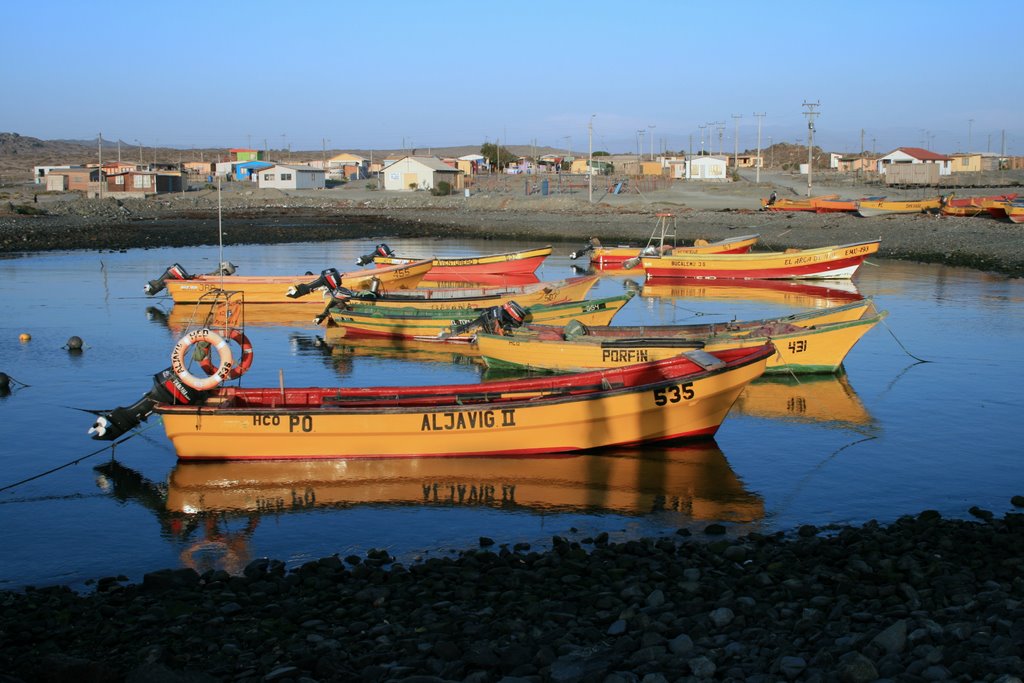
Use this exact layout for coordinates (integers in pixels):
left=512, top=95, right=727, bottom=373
left=19, top=333, right=31, bottom=343
left=65, top=336, right=84, bottom=351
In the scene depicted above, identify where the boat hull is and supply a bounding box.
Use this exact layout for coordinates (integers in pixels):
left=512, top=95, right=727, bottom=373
left=345, top=275, right=598, bottom=311
left=641, top=240, right=880, bottom=280
left=155, top=344, right=774, bottom=460
left=330, top=294, right=634, bottom=340
left=477, top=312, right=886, bottom=374
left=164, top=260, right=433, bottom=305
left=374, top=246, right=552, bottom=277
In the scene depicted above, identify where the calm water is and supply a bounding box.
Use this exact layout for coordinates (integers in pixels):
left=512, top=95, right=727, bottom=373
left=1, top=235, right=1022, bottom=590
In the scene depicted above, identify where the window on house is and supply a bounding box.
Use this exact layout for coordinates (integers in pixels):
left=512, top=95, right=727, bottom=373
left=115, top=176, right=124, bottom=185
left=264, top=174, right=275, bottom=181
left=961, top=158, right=969, bottom=166
left=133, top=175, right=151, bottom=189
left=281, top=173, right=292, bottom=181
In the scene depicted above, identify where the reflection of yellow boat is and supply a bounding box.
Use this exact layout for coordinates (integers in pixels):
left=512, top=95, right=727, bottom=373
left=641, top=278, right=864, bottom=308
left=156, top=259, right=433, bottom=305
left=329, top=293, right=634, bottom=341
left=327, top=334, right=484, bottom=368
left=731, top=373, right=874, bottom=427
left=477, top=309, right=886, bottom=374
left=162, top=443, right=763, bottom=520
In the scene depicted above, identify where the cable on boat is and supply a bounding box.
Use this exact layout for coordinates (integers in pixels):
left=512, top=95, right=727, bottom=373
left=0, top=423, right=155, bottom=494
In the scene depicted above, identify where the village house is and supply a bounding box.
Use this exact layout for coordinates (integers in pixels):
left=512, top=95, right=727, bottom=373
left=876, top=147, right=952, bottom=176
left=104, top=170, right=184, bottom=195
left=230, top=148, right=264, bottom=162
left=256, top=164, right=326, bottom=190
left=45, top=166, right=99, bottom=192
left=33, top=165, right=72, bottom=184
left=685, top=156, right=729, bottom=181
left=381, top=156, right=464, bottom=192
left=326, top=153, right=369, bottom=181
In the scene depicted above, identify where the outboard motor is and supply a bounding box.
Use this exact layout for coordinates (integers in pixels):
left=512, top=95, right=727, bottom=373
left=445, top=300, right=528, bottom=338
left=569, top=237, right=601, bottom=261
left=144, top=263, right=192, bottom=296
left=355, top=243, right=394, bottom=266
left=88, top=368, right=209, bottom=441
left=206, top=261, right=237, bottom=277
left=312, top=280, right=381, bottom=325
left=287, top=268, right=344, bottom=299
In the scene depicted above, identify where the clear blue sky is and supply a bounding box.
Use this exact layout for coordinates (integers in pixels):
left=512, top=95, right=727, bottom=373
left=4, top=0, right=1021, bottom=156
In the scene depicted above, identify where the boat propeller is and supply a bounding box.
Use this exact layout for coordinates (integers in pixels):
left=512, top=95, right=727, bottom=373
left=355, top=243, right=394, bottom=266
left=287, top=268, right=344, bottom=299
left=87, top=368, right=209, bottom=441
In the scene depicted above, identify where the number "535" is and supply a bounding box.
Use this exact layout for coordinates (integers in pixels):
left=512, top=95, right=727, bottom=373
left=653, top=382, right=695, bottom=406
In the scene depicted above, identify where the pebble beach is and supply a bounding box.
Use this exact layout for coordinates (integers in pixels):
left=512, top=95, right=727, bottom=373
left=1, top=175, right=1023, bottom=682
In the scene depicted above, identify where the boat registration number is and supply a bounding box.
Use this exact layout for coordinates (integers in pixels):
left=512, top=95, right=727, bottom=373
left=652, top=382, right=695, bottom=405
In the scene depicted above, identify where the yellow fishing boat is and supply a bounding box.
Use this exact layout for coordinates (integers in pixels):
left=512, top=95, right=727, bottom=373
left=732, top=373, right=874, bottom=428
left=760, top=194, right=838, bottom=212
left=855, top=196, right=947, bottom=217
left=145, top=259, right=433, bottom=305
left=476, top=309, right=886, bottom=374
left=328, top=293, right=634, bottom=341
left=641, top=240, right=881, bottom=280
left=90, top=343, right=774, bottom=459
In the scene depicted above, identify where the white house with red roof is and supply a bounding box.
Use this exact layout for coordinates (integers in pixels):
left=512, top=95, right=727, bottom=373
left=876, top=147, right=952, bottom=176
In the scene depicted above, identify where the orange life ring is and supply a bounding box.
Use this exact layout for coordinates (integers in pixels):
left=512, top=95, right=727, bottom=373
left=197, top=329, right=253, bottom=380
left=171, top=329, right=234, bottom=391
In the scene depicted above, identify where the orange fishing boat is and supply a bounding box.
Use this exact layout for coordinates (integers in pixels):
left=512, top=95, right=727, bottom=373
left=940, top=193, right=1018, bottom=217
left=358, top=244, right=552, bottom=278
left=569, top=213, right=758, bottom=270
left=761, top=194, right=838, bottom=212
left=89, top=342, right=775, bottom=460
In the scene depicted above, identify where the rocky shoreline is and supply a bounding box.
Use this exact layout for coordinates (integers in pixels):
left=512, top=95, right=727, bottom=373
left=2, top=183, right=1023, bottom=277
left=1, top=509, right=1022, bottom=682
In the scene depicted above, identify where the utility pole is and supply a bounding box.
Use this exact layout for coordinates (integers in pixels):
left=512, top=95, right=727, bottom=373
left=97, top=132, right=103, bottom=199
left=732, top=114, right=742, bottom=169
left=698, top=124, right=707, bottom=155
left=753, top=112, right=765, bottom=183
left=588, top=114, right=595, bottom=203
left=713, top=121, right=725, bottom=155
left=648, top=124, right=656, bottom=160
left=968, top=118, right=974, bottom=152
left=802, top=100, right=820, bottom=197
left=859, top=128, right=865, bottom=180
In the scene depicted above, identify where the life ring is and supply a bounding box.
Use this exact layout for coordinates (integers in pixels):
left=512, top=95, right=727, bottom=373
left=197, top=329, right=253, bottom=380
left=171, top=329, right=234, bottom=391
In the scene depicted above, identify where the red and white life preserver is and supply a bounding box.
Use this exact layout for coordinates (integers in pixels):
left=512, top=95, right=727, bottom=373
left=171, top=329, right=234, bottom=391
left=197, top=329, right=253, bottom=380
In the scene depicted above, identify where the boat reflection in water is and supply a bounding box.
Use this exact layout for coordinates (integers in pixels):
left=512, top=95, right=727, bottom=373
left=731, top=372, right=875, bottom=429
left=95, top=444, right=762, bottom=573
left=641, top=278, right=864, bottom=309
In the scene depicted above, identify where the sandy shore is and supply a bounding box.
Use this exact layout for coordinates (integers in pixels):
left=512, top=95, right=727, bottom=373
left=2, top=172, right=1022, bottom=277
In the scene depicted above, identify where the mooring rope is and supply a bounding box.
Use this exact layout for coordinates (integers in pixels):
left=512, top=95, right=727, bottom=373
left=880, top=316, right=930, bottom=363
left=0, top=422, right=155, bottom=494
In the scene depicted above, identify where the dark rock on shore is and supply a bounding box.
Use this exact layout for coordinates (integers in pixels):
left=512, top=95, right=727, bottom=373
left=2, top=510, right=1022, bottom=682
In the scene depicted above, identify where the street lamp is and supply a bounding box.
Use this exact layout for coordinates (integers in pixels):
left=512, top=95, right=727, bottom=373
left=636, top=129, right=645, bottom=173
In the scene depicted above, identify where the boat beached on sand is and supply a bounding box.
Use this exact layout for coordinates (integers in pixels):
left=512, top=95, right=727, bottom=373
left=641, top=240, right=881, bottom=281
left=89, top=342, right=775, bottom=460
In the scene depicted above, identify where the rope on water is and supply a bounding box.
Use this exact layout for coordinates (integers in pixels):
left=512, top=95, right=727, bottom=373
left=880, top=316, right=930, bottom=363
left=0, top=422, right=156, bottom=494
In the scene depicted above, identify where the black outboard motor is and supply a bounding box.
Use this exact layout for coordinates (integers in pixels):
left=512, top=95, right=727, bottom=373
left=569, top=237, right=601, bottom=261
left=88, top=368, right=209, bottom=441
left=355, top=243, right=394, bottom=266
left=287, top=268, right=344, bottom=299
left=144, top=264, right=192, bottom=295
left=312, top=280, right=381, bottom=325
left=445, top=300, right=528, bottom=338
